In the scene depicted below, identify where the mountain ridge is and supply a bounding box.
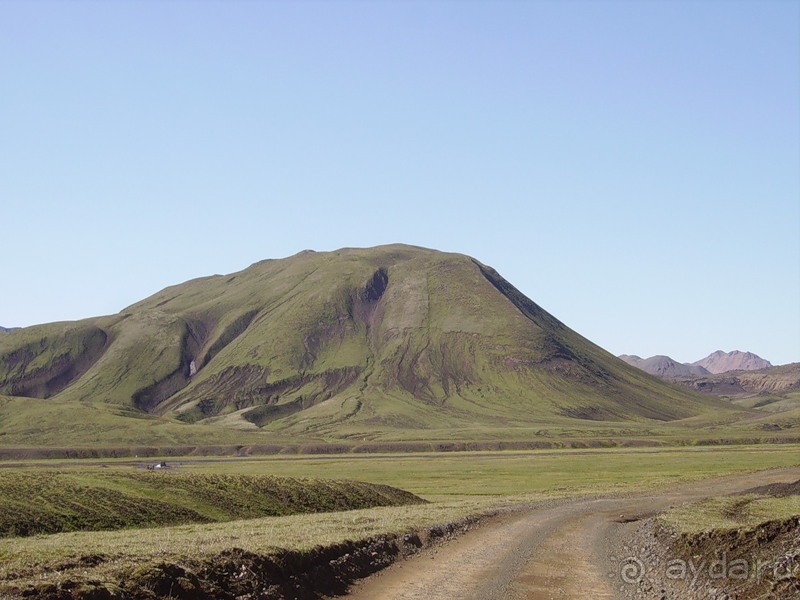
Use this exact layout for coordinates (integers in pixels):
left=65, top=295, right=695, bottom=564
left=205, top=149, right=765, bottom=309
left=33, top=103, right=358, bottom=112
left=618, top=355, right=710, bottom=379
left=619, top=350, right=773, bottom=379
left=618, top=352, right=799, bottom=416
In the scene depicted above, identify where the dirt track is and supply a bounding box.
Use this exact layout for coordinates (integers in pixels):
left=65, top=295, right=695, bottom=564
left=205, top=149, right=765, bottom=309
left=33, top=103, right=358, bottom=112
left=345, top=467, right=800, bottom=600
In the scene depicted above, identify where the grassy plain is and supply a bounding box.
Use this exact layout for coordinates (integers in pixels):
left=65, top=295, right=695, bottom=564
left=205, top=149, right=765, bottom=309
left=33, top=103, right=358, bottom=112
left=0, top=445, right=798, bottom=596
left=0, top=445, right=800, bottom=555
left=661, top=494, right=800, bottom=534
left=175, top=445, right=800, bottom=499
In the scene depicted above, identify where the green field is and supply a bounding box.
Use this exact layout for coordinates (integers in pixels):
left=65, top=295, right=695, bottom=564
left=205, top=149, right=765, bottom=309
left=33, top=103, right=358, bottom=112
left=1, top=445, right=798, bottom=593
left=170, top=445, right=800, bottom=498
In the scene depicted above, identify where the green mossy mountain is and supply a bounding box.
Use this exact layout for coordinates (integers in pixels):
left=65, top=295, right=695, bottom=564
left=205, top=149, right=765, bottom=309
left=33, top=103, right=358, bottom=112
left=0, top=244, right=738, bottom=444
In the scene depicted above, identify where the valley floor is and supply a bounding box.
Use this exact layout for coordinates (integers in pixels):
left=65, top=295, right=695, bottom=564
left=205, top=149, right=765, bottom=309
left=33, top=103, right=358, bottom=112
left=1, top=446, right=798, bottom=599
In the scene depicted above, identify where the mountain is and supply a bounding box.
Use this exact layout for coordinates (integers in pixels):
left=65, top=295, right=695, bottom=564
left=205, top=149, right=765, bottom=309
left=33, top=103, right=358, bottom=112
left=0, top=244, right=736, bottom=445
left=686, top=363, right=800, bottom=397
left=618, top=355, right=710, bottom=379
left=619, top=351, right=796, bottom=414
left=692, top=350, right=772, bottom=374
left=0, top=327, right=19, bottom=333
left=619, top=350, right=773, bottom=379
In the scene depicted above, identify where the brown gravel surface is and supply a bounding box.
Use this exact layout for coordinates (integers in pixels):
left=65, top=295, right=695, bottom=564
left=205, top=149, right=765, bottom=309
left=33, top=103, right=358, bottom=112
left=345, top=467, right=800, bottom=600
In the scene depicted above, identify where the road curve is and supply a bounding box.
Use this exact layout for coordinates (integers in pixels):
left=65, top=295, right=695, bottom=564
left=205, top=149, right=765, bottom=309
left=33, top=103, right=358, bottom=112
left=344, top=467, right=800, bottom=600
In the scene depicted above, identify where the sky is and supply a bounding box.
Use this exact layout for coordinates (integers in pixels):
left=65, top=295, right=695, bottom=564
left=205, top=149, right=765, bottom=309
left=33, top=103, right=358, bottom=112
left=1, top=0, right=798, bottom=365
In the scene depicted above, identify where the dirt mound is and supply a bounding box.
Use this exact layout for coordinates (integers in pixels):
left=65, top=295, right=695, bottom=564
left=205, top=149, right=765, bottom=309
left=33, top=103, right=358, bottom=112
left=739, top=478, right=800, bottom=497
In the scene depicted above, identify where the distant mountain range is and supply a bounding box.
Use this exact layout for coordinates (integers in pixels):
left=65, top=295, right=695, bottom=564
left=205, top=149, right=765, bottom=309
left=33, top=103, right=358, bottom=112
left=617, top=355, right=710, bottom=379
left=684, top=363, right=800, bottom=398
left=619, top=350, right=772, bottom=379
left=0, top=327, right=19, bottom=333
left=619, top=351, right=800, bottom=411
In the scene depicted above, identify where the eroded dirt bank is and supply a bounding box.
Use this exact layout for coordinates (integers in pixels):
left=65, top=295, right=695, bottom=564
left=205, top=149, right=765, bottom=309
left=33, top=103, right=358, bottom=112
left=613, top=515, right=800, bottom=599
left=2, top=518, right=486, bottom=600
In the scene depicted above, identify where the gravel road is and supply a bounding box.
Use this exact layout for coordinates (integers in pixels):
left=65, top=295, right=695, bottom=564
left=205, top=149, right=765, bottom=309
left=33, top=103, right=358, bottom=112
left=345, top=467, right=800, bottom=600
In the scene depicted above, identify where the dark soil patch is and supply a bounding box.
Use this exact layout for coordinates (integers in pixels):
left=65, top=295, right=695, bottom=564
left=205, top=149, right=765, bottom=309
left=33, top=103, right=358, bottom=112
left=559, top=404, right=620, bottom=421
left=613, top=510, right=658, bottom=524
left=739, top=478, right=800, bottom=498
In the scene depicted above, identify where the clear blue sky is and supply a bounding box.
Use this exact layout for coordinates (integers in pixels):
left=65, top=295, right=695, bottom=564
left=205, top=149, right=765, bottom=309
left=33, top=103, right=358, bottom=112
left=2, top=1, right=798, bottom=365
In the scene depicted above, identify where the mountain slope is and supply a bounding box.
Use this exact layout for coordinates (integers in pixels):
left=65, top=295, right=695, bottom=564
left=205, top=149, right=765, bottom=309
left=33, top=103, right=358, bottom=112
left=692, top=350, right=772, bottom=374
left=0, top=245, right=739, bottom=444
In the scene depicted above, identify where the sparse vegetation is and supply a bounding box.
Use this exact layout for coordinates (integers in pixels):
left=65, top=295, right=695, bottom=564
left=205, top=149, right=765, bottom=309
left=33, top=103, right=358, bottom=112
left=660, top=494, right=800, bottom=534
